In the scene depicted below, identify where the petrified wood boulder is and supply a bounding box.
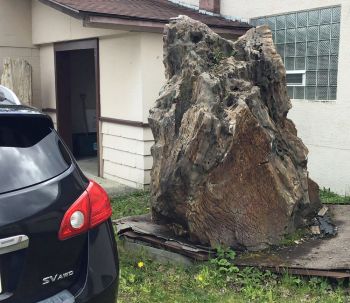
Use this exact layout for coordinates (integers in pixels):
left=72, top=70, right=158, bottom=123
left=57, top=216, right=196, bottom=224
left=149, top=16, right=321, bottom=251
left=1, top=58, right=32, bottom=106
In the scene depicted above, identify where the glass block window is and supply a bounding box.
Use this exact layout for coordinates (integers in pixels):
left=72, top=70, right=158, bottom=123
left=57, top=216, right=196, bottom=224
left=295, top=57, right=306, bottom=70
left=286, top=14, right=296, bottom=28
left=332, top=6, right=341, bottom=23
left=276, top=15, right=286, bottom=29
left=320, top=8, right=332, bottom=24
left=318, top=56, right=329, bottom=70
left=307, top=26, right=319, bottom=41
left=308, top=10, right=319, bottom=26
left=276, top=30, right=286, bottom=43
left=267, top=17, right=276, bottom=30
left=319, top=25, right=331, bottom=40
left=295, top=86, right=305, bottom=99
left=297, top=12, right=308, bottom=27
left=285, top=43, right=295, bottom=56
left=285, top=57, right=295, bottom=70
left=250, top=5, right=341, bottom=101
left=286, top=29, right=296, bottom=42
left=331, top=23, right=340, bottom=38
left=307, top=57, right=318, bottom=70
left=296, top=42, right=306, bottom=56
left=295, top=27, right=307, bottom=42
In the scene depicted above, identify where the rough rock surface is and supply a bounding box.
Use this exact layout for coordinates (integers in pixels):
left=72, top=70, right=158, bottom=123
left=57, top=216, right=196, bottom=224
left=149, top=16, right=321, bottom=251
left=1, top=58, right=32, bottom=106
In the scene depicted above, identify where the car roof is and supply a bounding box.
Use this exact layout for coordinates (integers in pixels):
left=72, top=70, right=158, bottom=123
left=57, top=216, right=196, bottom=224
left=0, top=85, right=21, bottom=105
left=0, top=105, right=47, bottom=116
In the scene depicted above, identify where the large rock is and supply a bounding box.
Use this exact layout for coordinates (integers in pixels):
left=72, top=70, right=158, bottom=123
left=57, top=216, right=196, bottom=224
left=149, top=16, right=321, bottom=251
left=1, top=58, right=32, bottom=106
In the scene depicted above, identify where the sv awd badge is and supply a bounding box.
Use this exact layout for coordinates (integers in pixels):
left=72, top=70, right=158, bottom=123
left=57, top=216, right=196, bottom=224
left=42, top=270, right=74, bottom=285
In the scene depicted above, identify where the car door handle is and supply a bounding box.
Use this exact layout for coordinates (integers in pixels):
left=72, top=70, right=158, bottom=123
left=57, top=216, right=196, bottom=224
left=0, top=235, right=29, bottom=255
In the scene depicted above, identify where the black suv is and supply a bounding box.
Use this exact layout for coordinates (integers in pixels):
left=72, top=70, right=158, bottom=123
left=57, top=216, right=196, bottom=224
left=0, top=87, right=119, bottom=303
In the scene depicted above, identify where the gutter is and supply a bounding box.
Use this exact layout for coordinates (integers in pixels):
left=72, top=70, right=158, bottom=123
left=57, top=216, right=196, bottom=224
left=39, top=0, right=251, bottom=36
left=39, top=0, right=81, bottom=18
left=84, top=15, right=249, bottom=37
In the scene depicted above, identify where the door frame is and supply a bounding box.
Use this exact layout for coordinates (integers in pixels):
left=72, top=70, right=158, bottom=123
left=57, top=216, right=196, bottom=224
left=54, top=38, right=101, bottom=177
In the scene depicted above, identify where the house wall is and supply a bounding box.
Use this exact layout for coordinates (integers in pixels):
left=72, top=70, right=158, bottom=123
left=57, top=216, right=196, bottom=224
left=39, top=44, right=57, bottom=126
left=0, top=0, right=41, bottom=107
left=218, top=0, right=350, bottom=194
left=99, top=33, right=164, bottom=188
left=32, top=0, right=166, bottom=188
left=30, top=0, right=350, bottom=192
left=169, top=0, right=199, bottom=9
left=32, top=0, right=123, bottom=45
left=140, top=33, right=166, bottom=123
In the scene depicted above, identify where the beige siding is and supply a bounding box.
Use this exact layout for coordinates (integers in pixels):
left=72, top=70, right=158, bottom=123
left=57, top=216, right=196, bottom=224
left=0, top=0, right=32, bottom=47
left=32, top=0, right=125, bottom=45
left=0, top=0, right=41, bottom=107
left=99, top=34, right=143, bottom=122
left=140, top=33, right=166, bottom=123
left=39, top=44, right=56, bottom=110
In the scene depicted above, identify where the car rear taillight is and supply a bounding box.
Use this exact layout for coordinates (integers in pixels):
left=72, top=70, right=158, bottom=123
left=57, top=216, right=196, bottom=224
left=58, top=180, right=112, bottom=240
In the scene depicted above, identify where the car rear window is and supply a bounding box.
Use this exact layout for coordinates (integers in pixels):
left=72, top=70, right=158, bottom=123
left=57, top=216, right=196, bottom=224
left=0, top=115, right=71, bottom=194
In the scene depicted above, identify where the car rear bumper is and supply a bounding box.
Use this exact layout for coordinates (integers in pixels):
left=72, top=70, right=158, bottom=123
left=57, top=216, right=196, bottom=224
left=37, top=276, right=118, bottom=303
left=76, top=277, right=118, bottom=303
left=75, top=220, right=119, bottom=303
left=37, top=220, right=119, bottom=303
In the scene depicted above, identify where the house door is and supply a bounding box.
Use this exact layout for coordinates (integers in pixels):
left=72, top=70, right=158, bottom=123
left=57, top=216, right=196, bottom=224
left=55, top=39, right=101, bottom=176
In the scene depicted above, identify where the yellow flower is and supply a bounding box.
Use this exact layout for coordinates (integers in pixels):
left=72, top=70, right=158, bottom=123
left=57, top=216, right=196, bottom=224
left=137, top=261, right=145, bottom=268
left=197, top=275, right=204, bottom=282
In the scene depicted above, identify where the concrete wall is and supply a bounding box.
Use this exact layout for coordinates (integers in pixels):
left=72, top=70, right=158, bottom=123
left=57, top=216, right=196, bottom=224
left=218, top=0, right=350, bottom=194
left=0, top=0, right=41, bottom=107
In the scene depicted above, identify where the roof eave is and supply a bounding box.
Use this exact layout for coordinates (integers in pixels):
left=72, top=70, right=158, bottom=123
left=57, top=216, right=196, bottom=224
left=40, top=0, right=250, bottom=38
left=85, top=15, right=249, bottom=38
left=39, top=0, right=81, bottom=18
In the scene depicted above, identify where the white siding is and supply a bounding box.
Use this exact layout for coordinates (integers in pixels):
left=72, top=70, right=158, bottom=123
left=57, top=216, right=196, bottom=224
left=101, top=122, right=153, bottom=188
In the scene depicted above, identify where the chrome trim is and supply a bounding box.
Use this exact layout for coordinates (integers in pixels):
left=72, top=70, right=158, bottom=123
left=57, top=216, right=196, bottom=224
left=0, top=235, right=29, bottom=255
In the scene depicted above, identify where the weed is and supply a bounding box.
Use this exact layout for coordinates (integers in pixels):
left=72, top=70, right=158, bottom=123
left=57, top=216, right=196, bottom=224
left=320, top=188, right=350, bottom=204
left=280, top=228, right=308, bottom=246
left=112, top=191, right=349, bottom=303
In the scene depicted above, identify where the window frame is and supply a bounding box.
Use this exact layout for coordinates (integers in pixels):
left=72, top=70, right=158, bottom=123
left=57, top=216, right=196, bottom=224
left=286, top=70, right=306, bottom=86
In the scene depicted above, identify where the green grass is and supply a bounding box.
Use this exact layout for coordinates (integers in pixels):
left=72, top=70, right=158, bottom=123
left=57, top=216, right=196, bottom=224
left=112, top=191, right=151, bottom=218
left=111, top=191, right=350, bottom=303
left=320, top=188, right=350, bottom=205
